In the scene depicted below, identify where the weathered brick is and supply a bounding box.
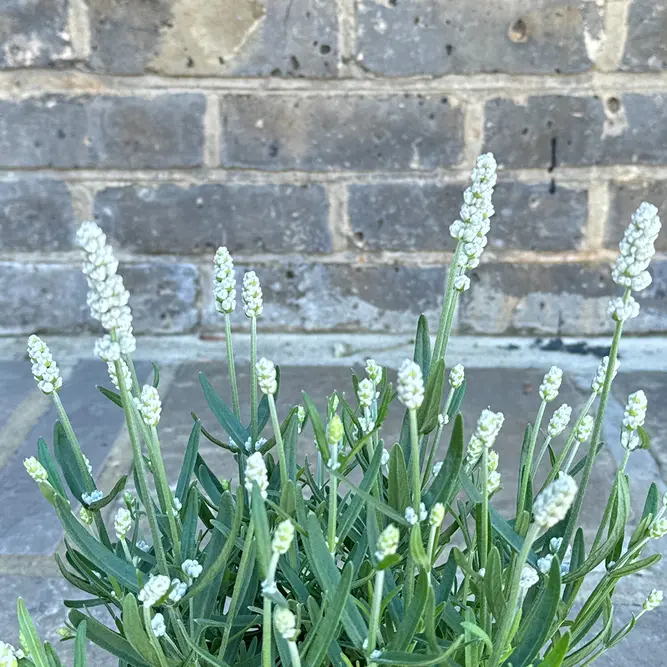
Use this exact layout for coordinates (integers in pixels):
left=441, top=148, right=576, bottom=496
left=459, top=262, right=667, bottom=335
left=0, top=95, right=205, bottom=168
left=621, top=0, right=667, bottom=71
left=94, top=183, right=331, bottom=254
left=88, top=0, right=338, bottom=76
left=606, top=182, right=667, bottom=251
left=0, top=0, right=73, bottom=68
left=221, top=94, right=464, bottom=171
left=347, top=181, right=586, bottom=252
left=484, top=95, right=667, bottom=168
left=0, top=262, right=199, bottom=334
left=203, top=262, right=446, bottom=333
left=356, top=0, right=602, bottom=76
left=0, top=179, right=75, bottom=251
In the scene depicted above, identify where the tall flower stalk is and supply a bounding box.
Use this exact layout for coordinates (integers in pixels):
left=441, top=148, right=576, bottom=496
left=243, top=271, right=264, bottom=446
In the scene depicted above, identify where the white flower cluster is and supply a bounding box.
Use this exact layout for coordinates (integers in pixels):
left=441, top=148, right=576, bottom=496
left=134, top=385, right=162, bottom=427
left=182, top=559, right=203, bottom=581
left=519, top=566, right=539, bottom=590
left=365, top=359, right=382, bottom=384
left=138, top=574, right=171, bottom=607
left=242, top=271, right=263, bottom=318
left=79, top=506, right=93, bottom=525
left=114, top=507, right=132, bottom=540
left=357, top=378, right=376, bottom=408
left=607, top=295, right=640, bottom=323
left=375, top=524, right=399, bottom=561
left=213, top=247, right=237, bottom=314
left=539, top=366, right=563, bottom=402
left=487, top=449, right=501, bottom=495
left=454, top=275, right=471, bottom=293
left=107, top=358, right=132, bottom=391
left=94, top=334, right=120, bottom=363
left=274, top=606, right=298, bottom=641
left=612, top=201, right=661, bottom=293
left=429, top=503, right=445, bottom=527
left=532, top=473, right=578, bottom=530
left=574, top=415, right=594, bottom=443
left=466, top=409, right=504, bottom=466
left=649, top=518, right=667, bottom=539
left=272, top=520, right=295, bottom=555
left=405, top=503, right=427, bottom=525
left=82, top=490, right=103, bottom=505
left=0, top=641, right=18, bottom=667
left=449, top=363, right=465, bottom=389
left=547, top=404, right=572, bottom=438
left=151, top=613, right=166, bottom=638
left=449, top=153, right=497, bottom=271
left=75, top=221, right=135, bottom=355
left=327, top=414, right=344, bottom=446
left=256, top=357, right=277, bottom=395
left=621, top=390, right=648, bottom=451
left=537, top=537, right=572, bottom=575
left=591, top=356, right=620, bottom=394
left=244, top=452, right=269, bottom=500
left=169, top=578, right=187, bottom=602
left=27, top=335, right=62, bottom=394
left=397, top=360, right=424, bottom=410
left=643, top=588, right=663, bottom=612
left=23, top=456, right=48, bottom=484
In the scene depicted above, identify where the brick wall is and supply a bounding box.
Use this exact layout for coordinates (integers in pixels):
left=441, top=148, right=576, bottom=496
left=1, top=0, right=666, bottom=337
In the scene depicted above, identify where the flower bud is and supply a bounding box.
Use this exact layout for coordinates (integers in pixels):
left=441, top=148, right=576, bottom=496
left=365, top=359, right=382, bottom=384
left=134, top=385, right=161, bottom=427
left=138, top=575, right=171, bottom=608
left=114, top=507, right=132, bottom=540
left=643, top=588, right=663, bottom=612
left=151, top=613, right=166, bottom=638
left=213, top=247, right=237, bottom=315
left=547, top=404, right=572, bottom=438
left=357, top=378, right=375, bottom=408
left=27, top=335, right=62, bottom=394
left=539, top=366, right=563, bottom=402
left=256, top=358, right=277, bottom=395
left=272, top=520, right=295, bottom=555
left=649, top=517, right=667, bottom=539
left=23, top=456, right=48, bottom=484
left=79, top=507, right=93, bottom=526
left=0, top=642, right=18, bottom=667
left=108, top=359, right=132, bottom=391
left=608, top=295, right=640, bottom=323
left=242, top=271, right=263, bottom=318
left=327, top=414, right=344, bottom=446
left=591, top=356, right=620, bottom=394
left=429, top=503, right=445, bottom=527
left=375, top=524, right=399, bottom=561
left=449, top=363, right=465, bottom=389
left=244, top=452, right=269, bottom=500
left=532, top=473, right=578, bottom=530
left=274, top=606, right=298, bottom=641
left=168, top=579, right=187, bottom=602
left=397, top=360, right=424, bottom=410
left=622, top=390, right=648, bottom=431
left=181, top=559, right=203, bottom=580
left=574, top=415, right=594, bottom=443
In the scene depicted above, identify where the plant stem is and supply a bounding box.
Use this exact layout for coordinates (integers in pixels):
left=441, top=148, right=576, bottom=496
left=367, top=569, right=385, bottom=662
left=225, top=314, right=241, bottom=419
left=533, top=435, right=552, bottom=473
left=115, top=359, right=168, bottom=574
left=262, top=595, right=272, bottom=667
left=479, top=447, right=489, bottom=570
left=422, top=415, right=446, bottom=487
left=268, top=394, right=288, bottom=488
left=517, top=401, right=546, bottom=514
left=250, top=316, right=258, bottom=445
left=328, top=438, right=339, bottom=556
left=143, top=605, right=170, bottom=667
left=287, top=641, right=302, bottom=667
left=489, top=523, right=540, bottom=667
left=409, top=409, right=421, bottom=511
left=126, top=357, right=142, bottom=397
left=432, top=245, right=462, bottom=370
left=557, top=288, right=629, bottom=562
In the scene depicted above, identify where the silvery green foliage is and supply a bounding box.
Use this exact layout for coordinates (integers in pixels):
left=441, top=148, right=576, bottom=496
left=14, top=156, right=666, bottom=667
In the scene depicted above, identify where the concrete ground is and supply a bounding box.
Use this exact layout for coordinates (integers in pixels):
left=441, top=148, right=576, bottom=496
left=0, top=333, right=665, bottom=666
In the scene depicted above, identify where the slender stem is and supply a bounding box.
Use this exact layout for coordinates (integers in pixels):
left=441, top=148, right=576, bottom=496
left=143, top=605, right=170, bottom=667
left=287, top=640, right=302, bottom=667
left=558, top=288, right=629, bottom=562
left=440, top=291, right=461, bottom=370
left=126, top=357, right=142, bottom=397
left=619, top=449, right=631, bottom=474
left=426, top=526, right=437, bottom=566
left=120, top=537, right=133, bottom=563
left=225, top=314, right=241, bottom=419
left=250, top=316, right=258, bottom=445
left=563, top=439, right=583, bottom=474
left=422, top=414, right=446, bottom=487
left=262, top=595, right=272, bottom=667
left=432, top=244, right=463, bottom=370
left=115, top=359, right=168, bottom=574
left=533, top=435, right=552, bottom=473
left=517, top=401, right=546, bottom=515
left=189, top=598, right=195, bottom=636
left=268, top=394, right=288, bottom=488
left=479, top=447, right=489, bottom=570
left=328, top=439, right=339, bottom=556
left=316, top=450, right=323, bottom=489
left=409, top=409, right=421, bottom=511
left=367, top=569, right=385, bottom=661
left=148, top=425, right=182, bottom=562
left=489, top=523, right=540, bottom=667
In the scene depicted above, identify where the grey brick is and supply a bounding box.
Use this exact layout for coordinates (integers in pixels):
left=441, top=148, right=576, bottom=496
left=0, top=179, right=75, bottom=251
left=460, top=262, right=667, bottom=335
left=621, top=0, right=667, bottom=71
left=88, top=0, right=337, bottom=76
left=484, top=95, right=667, bottom=168
left=0, top=363, right=40, bottom=429
left=356, top=0, right=602, bottom=76
left=0, top=262, right=199, bottom=335
left=221, top=94, right=464, bottom=171
left=203, top=262, right=446, bottom=333
left=94, top=183, right=331, bottom=254
left=0, top=95, right=205, bottom=168
left=606, top=182, right=667, bottom=251
left=347, top=181, right=586, bottom=252
left=0, top=0, right=73, bottom=68
left=122, top=263, right=200, bottom=333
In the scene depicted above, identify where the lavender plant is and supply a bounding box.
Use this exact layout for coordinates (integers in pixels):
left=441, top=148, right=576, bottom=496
left=12, top=153, right=667, bottom=667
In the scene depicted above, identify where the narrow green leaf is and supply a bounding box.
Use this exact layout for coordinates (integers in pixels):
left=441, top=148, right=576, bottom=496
left=96, top=385, right=123, bottom=408
left=54, top=496, right=138, bottom=592
left=641, top=482, right=659, bottom=521
left=121, top=595, right=159, bottom=665
left=462, top=621, right=493, bottom=654
left=539, top=631, right=570, bottom=667
left=37, top=437, right=67, bottom=498
left=435, top=551, right=457, bottom=605
left=484, top=546, right=506, bottom=621
left=181, top=485, right=200, bottom=560
left=53, top=421, right=86, bottom=502
left=176, top=420, right=201, bottom=501
left=424, top=413, right=464, bottom=508
left=409, top=525, right=430, bottom=571
left=251, top=485, right=272, bottom=578
left=45, top=643, right=65, bottom=667
left=17, top=598, right=49, bottom=667
left=563, top=528, right=585, bottom=606
left=610, top=553, right=662, bottom=579
left=414, top=314, right=432, bottom=383
left=447, top=380, right=466, bottom=421
left=88, top=475, right=127, bottom=511
left=373, top=650, right=458, bottom=665
left=151, top=362, right=160, bottom=388
left=417, top=359, right=445, bottom=435
left=199, top=372, right=249, bottom=448
left=302, top=391, right=330, bottom=461
left=390, top=571, right=429, bottom=651
left=388, top=443, right=410, bottom=514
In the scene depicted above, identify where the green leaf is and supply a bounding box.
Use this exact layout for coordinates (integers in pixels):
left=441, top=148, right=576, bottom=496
left=637, top=425, right=651, bottom=450
left=199, top=372, right=249, bottom=448
left=447, top=380, right=466, bottom=421
left=388, top=444, right=410, bottom=513
left=88, top=475, right=127, bottom=511
left=539, top=631, right=570, bottom=667
left=417, top=359, right=445, bottom=435
left=53, top=421, right=86, bottom=502
left=506, top=556, right=561, bottom=667
left=181, top=485, right=200, bottom=560
left=563, top=528, right=585, bottom=605
left=424, top=413, right=464, bottom=508
left=121, top=595, right=160, bottom=665
left=568, top=442, right=604, bottom=477
left=151, top=361, right=160, bottom=388
left=17, top=598, right=49, bottom=667
left=302, top=391, right=330, bottom=461
left=414, top=314, right=432, bottom=383
left=462, top=621, right=493, bottom=654
left=409, top=524, right=430, bottom=571
left=484, top=546, right=506, bottom=621
left=390, top=571, right=429, bottom=651
left=251, top=485, right=272, bottom=578
left=373, top=650, right=459, bottom=665
left=435, top=550, right=457, bottom=605
left=37, top=437, right=67, bottom=499
left=45, top=642, right=65, bottom=667
left=304, top=512, right=367, bottom=648
left=196, top=458, right=223, bottom=506
left=68, top=610, right=151, bottom=667
left=176, top=420, right=201, bottom=501
left=54, top=496, right=138, bottom=592
left=609, top=553, right=662, bottom=579
left=641, top=482, right=659, bottom=521
left=305, top=562, right=354, bottom=666
left=96, top=385, right=123, bottom=408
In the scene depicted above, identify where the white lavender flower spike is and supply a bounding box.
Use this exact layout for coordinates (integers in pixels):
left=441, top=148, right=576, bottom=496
left=357, top=378, right=375, bottom=408
left=107, top=359, right=132, bottom=391
left=114, top=507, right=132, bottom=540
left=27, top=335, right=62, bottom=395
left=622, top=390, right=648, bottom=431
left=274, top=606, right=298, bottom=641
left=375, top=524, right=399, bottom=561
left=365, top=359, right=382, bottom=384
left=134, top=385, right=162, bottom=427
left=539, top=366, right=563, bottom=402
left=592, top=356, right=620, bottom=394
left=182, top=559, right=203, bottom=580
left=429, top=503, right=445, bottom=527
left=138, top=574, right=171, bottom=608
left=244, top=452, right=269, bottom=500
left=242, top=270, right=263, bottom=318
left=548, top=404, right=572, bottom=438
left=256, top=357, right=277, bottom=395
left=151, top=613, right=166, bottom=638
left=94, top=334, right=121, bottom=362
left=449, top=363, right=465, bottom=389
left=168, top=578, right=187, bottom=602
left=608, top=295, right=640, bottom=323
left=272, top=519, right=295, bottom=554
left=643, top=588, right=663, bottom=612
left=575, top=415, right=594, bottom=443
left=397, top=360, right=424, bottom=410
left=24, top=456, right=48, bottom=484
left=0, top=641, right=18, bottom=667
left=532, top=473, right=578, bottom=530
left=213, top=247, right=237, bottom=314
